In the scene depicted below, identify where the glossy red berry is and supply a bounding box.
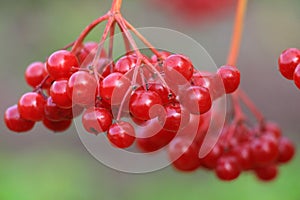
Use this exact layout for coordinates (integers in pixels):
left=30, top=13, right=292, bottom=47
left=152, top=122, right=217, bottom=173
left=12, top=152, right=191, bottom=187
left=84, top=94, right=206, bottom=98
left=200, top=143, right=224, bottom=169
left=147, top=82, right=174, bottom=105
left=277, top=137, right=295, bottom=163
left=137, top=127, right=176, bottom=152
left=107, top=121, right=136, bottom=148
left=232, top=144, right=253, bottom=170
left=46, top=50, right=79, bottom=80
left=82, top=107, right=112, bottom=135
left=293, top=64, right=300, bottom=89
left=255, top=165, right=278, bottom=181
left=159, top=102, right=190, bottom=132
left=43, top=118, right=72, bottom=132
left=67, top=71, right=97, bottom=106
left=168, top=137, right=201, bottom=172
left=250, top=136, right=279, bottom=167
left=181, top=86, right=212, bottom=115
left=215, top=155, right=241, bottom=181
left=4, top=105, right=35, bottom=132
left=100, top=72, right=131, bottom=105
left=25, top=62, right=47, bottom=88
left=263, top=121, right=282, bottom=138
left=18, top=92, right=46, bottom=121
left=50, top=80, right=73, bottom=109
left=44, top=97, right=83, bottom=121
left=114, top=55, right=137, bottom=74
left=163, top=54, right=194, bottom=84
left=129, top=90, right=163, bottom=121
left=217, top=65, right=240, bottom=93
left=278, top=48, right=300, bottom=80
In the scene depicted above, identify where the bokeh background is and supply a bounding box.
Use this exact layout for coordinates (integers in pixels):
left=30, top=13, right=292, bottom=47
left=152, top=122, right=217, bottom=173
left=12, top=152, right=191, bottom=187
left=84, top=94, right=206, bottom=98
left=0, top=0, right=300, bottom=199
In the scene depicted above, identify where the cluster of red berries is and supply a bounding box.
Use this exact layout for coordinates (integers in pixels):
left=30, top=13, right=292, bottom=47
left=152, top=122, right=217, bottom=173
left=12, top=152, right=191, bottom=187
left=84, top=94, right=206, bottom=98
left=4, top=41, right=240, bottom=149
left=4, top=0, right=296, bottom=181
left=278, top=48, right=300, bottom=89
left=199, top=121, right=295, bottom=181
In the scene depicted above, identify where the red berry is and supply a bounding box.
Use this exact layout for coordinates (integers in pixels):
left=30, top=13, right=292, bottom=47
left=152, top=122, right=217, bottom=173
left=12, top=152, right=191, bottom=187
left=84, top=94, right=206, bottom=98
left=250, top=136, right=279, bottom=167
left=168, top=136, right=201, bottom=172
left=200, top=143, right=224, bottom=169
left=181, top=86, right=212, bottom=115
left=163, top=54, right=194, bottom=84
left=159, top=102, right=190, bottom=132
left=46, top=50, right=79, bottom=80
left=67, top=71, right=97, bottom=106
left=151, top=51, right=171, bottom=63
left=42, top=118, right=72, bottom=132
left=217, top=65, right=240, bottom=93
left=18, top=92, right=46, bottom=121
left=293, top=64, right=300, bottom=89
left=263, top=121, right=282, bottom=138
left=114, top=55, right=137, bottom=74
left=100, top=72, right=131, bottom=105
left=277, top=137, right=295, bottom=163
left=147, top=82, right=175, bottom=105
left=255, top=165, right=278, bottom=181
left=129, top=90, right=163, bottom=121
left=25, top=62, right=47, bottom=88
left=107, top=121, right=136, bottom=148
left=215, top=155, right=241, bottom=181
left=44, top=97, right=70, bottom=121
left=4, top=105, right=35, bottom=132
left=50, top=80, right=73, bottom=109
left=232, top=144, right=253, bottom=170
left=82, top=107, right=112, bottom=135
left=278, top=48, right=300, bottom=80
left=77, top=41, right=106, bottom=64
left=137, top=127, right=176, bottom=152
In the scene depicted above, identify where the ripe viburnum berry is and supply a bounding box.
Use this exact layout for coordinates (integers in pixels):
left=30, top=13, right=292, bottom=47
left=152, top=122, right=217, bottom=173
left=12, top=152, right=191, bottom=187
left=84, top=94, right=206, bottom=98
left=163, top=54, right=194, bottom=84
left=168, top=136, right=201, bottom=172
left=278, top=48, right=300, bottom=80
left=82, top=107, right=113, bottom=135
left=129, top=90, right=163, bottom=121
left=107, top=121, right=136, bottom=148
left=18, top=92, right=46, bottom=121
left=217, top=65, right=240, bottom=93
left=293, top=64, right=300, bottom=89
left=67, top=71, right=98, bottom=106
left=4, top=105, right=35, bottom=132
left=25, top=62, right=47, bottom=88
left=46, top=50, right=79, bottom=80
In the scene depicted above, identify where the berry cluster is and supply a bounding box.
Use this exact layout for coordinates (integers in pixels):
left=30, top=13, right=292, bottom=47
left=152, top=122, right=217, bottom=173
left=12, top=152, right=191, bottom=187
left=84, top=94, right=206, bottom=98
left=200, top=121, right=294, bottom=181
left=4, top=0, right=296, bottom=181
left=278, top=48, right=300, bottom=89
left=4, top=44, right=239, bottom=149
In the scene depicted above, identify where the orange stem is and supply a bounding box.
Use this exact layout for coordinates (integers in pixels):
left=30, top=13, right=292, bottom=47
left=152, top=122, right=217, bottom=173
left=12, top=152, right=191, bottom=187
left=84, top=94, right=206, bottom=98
left=227, top=0, right=248, bottom=66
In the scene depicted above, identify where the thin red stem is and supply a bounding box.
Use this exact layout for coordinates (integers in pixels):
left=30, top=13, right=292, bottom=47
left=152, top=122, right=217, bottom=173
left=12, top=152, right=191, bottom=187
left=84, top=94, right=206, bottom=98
left=227, top=0, right=248, bottom=66
left=124, top=19, right=161, bottom=58
left=71, top=14, right=110, bottom=54
left=238, top=90, right=265, bottom=124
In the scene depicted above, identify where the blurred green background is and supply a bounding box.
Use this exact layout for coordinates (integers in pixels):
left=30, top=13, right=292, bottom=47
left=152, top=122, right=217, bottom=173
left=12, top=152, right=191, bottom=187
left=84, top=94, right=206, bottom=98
left=0, top=0, right=300, bottom=199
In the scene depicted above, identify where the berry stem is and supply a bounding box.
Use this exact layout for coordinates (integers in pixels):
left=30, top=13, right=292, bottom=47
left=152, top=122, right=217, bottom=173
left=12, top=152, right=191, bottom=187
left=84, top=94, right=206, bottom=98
left=124, top=19, right=161, bottom=58
left=71, top=14, right=110, bottom=54
left=108, top=21, right=116, bottom=61
left=227, top=0, right=248, bottom=66
left=238, top=90, right=265, bottom=124
left=111, top=0, right=123, bottom=13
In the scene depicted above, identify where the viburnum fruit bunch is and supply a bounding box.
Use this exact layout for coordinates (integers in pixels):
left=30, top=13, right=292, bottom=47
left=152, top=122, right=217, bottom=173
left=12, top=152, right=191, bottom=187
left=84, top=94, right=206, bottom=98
left=4, top=0, right=295, bottom=181
left=278, top=48, right=300, bottom=89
